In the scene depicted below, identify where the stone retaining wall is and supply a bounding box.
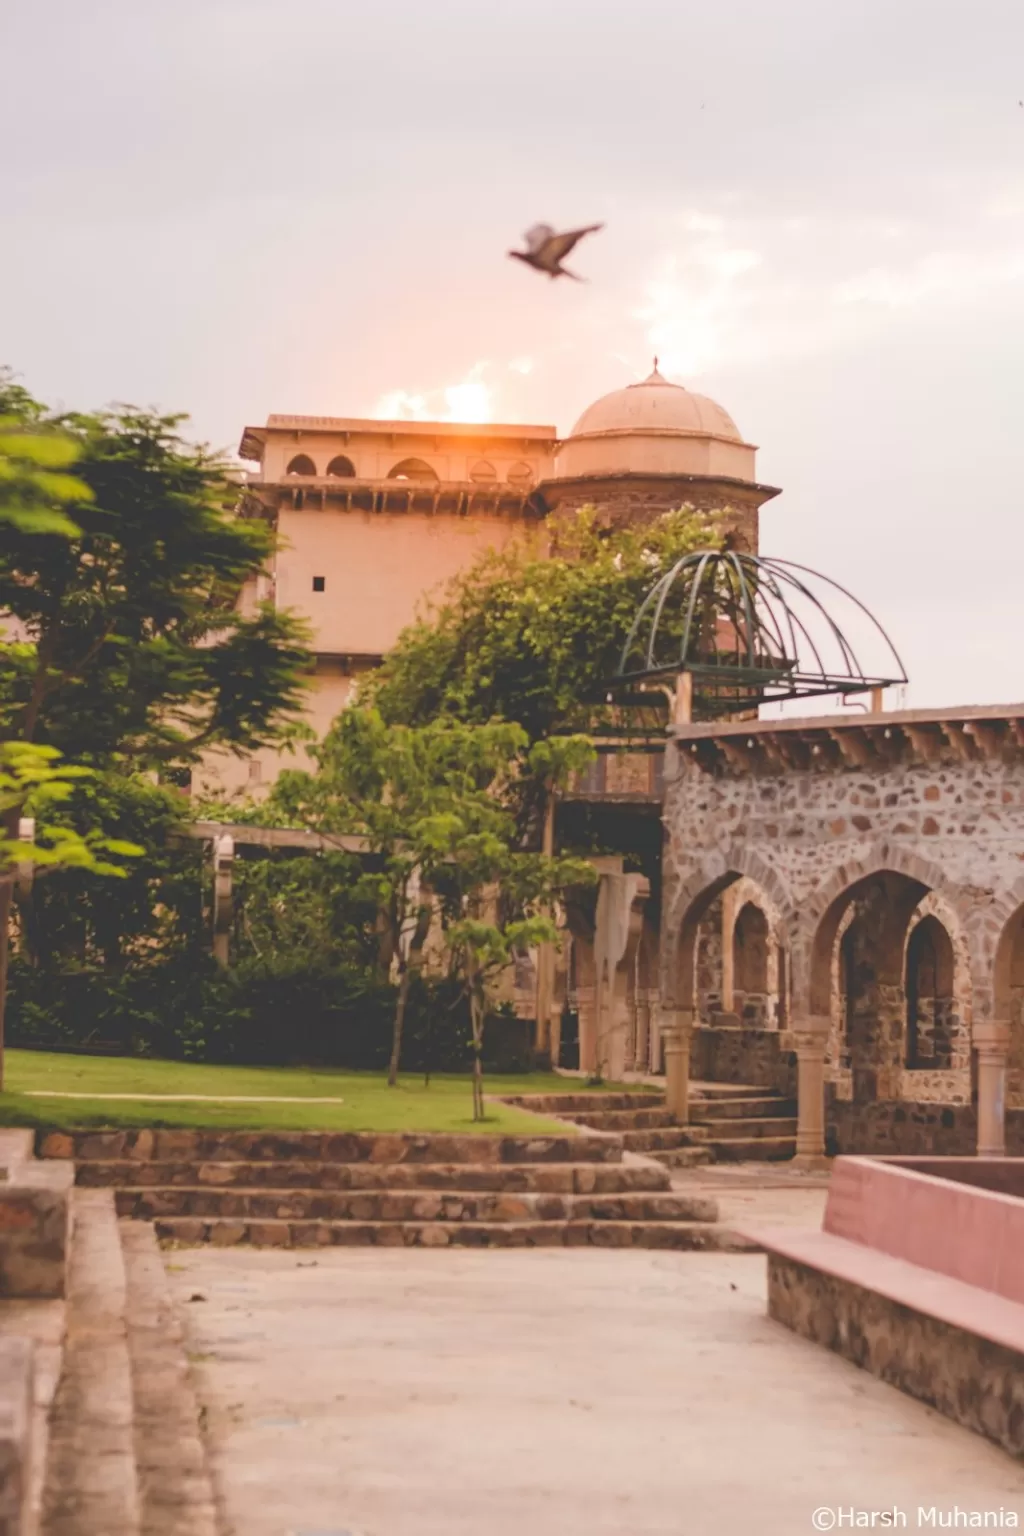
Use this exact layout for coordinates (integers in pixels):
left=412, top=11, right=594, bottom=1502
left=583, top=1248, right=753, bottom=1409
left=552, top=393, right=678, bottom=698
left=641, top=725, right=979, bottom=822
left=690, top=1026, right=797, bottom=1094
left=36, top=1129, right=619, bottom=1166
left=826, top=1099, right=1024, bottom=1156
left=0, top=1186, right=68, bottom=1300
left=767, top=1255, right=1024, bottom=1459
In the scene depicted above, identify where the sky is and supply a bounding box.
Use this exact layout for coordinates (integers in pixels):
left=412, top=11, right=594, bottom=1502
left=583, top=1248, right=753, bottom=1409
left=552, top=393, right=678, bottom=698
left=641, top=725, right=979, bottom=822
left=2, top=0, right=1023, bottom=710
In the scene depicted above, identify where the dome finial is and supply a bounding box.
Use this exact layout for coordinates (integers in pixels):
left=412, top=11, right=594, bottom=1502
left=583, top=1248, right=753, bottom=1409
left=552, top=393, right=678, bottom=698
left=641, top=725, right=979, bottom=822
left=645, top=356, right=666, bottom=383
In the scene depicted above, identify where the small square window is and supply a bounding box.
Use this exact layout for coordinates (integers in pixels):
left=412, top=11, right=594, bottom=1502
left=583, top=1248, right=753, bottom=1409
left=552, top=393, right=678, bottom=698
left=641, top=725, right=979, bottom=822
left=312, top=576, right=326, bottom=592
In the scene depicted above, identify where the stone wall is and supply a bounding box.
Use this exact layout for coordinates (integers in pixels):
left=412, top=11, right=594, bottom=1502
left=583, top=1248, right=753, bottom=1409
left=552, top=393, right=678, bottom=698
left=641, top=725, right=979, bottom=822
left=662, top=710, right=1024, bottom=1034
left=664, top=733, right=1024, bottom=930
left=0, top=1183, right=68, bottom=1300
left=767, top=1255, right=1024, bottom=1459
left=690, top=1025, right=797, bottom=1095
left=827, top=1098, right=1024, bottom=1156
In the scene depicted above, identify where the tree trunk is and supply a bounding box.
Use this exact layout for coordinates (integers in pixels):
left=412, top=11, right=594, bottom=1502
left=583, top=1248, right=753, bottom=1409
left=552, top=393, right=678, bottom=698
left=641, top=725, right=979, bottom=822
left=470, top=984, right=485, bottom=1121
left=387, top=901, right=431, bottom=1087
left=0, top=803, right=20, bottom=1093
left=0, top=879, right=10, bottom=1093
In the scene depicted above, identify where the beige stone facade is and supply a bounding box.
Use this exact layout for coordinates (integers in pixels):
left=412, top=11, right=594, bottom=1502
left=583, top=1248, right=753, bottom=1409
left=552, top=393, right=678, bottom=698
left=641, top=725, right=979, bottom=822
left=198, top=367, right=772, bottom=798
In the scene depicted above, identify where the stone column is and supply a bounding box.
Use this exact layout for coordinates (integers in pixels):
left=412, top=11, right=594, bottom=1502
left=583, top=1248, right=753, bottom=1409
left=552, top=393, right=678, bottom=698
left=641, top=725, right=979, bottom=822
left=634, top=989, right=653, bottom=1077
left=212, top=834, right=234, bottom=969
left=792, top=1018, right=830, bottom=1167
left=648, top=992, right=663, bottom=1074
left=577, top=984, right=597, bottom=1076
left=663, top=1007, right=693, bottom=1124
left=975, top=1020, right=1011, bottom=1158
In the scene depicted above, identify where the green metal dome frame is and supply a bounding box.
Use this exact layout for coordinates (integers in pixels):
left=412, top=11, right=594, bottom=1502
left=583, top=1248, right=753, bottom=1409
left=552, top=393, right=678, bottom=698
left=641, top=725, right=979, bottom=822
left=615, top=550, right=907, bottom=715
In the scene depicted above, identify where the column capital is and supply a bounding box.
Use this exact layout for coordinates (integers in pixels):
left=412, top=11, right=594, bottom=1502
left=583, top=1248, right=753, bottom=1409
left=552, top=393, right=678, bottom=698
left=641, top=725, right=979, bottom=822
left=791, top=1015, right=830, bottom=1054
left=974, top=1020, right=1011, bottom=1058
left=659, top=1007, right=693, bottom=1050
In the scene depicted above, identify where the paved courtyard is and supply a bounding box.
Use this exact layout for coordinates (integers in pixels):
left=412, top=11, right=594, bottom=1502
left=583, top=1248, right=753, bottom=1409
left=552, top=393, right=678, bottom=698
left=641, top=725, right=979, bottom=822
left=168, top=1236, right=1024, bottom=1536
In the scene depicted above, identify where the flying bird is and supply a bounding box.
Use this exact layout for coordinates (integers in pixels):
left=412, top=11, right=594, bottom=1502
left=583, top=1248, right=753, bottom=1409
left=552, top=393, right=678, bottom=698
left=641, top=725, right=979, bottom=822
left=508, top=222, right=604, bottom=280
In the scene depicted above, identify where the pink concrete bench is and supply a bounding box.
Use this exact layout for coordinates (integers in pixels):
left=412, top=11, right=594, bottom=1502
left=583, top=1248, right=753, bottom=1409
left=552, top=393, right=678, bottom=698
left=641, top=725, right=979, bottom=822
left=741, top=1155, right=1024, bottom=1457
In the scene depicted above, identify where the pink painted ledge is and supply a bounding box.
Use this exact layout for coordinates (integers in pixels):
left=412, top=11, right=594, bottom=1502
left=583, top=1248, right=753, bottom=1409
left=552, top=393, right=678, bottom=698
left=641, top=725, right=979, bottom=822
left=740, top=1153, right=1024, bottom=1354
left=823, top=1156, right=1024, bottom=1306
left=743, top=1224, right=1024, bottom=1357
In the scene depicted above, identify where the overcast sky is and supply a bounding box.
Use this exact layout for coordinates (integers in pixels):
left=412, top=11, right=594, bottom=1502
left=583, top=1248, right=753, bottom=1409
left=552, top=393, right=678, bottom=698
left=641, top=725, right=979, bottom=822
left=2, top=0, right=1023, bottom=710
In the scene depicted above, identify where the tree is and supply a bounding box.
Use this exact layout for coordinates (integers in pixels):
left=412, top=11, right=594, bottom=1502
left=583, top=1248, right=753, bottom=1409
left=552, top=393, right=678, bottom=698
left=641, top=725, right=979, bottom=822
left=0, top=744, right=140, bottom=1086
left=434, top=843, right=593, bottom=1120
left=0, top=386, right=310, bottom=765
left=267, top=709, right=594, bottom=1087
left=369, top=505, right=722, bottom=741
left=0, top=374, right=311, bottom=1071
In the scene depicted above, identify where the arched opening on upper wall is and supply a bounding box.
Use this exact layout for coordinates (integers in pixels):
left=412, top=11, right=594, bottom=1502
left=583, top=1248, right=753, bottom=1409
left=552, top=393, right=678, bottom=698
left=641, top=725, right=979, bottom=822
left=326, top=455, right=356, bottom=478
left=468, top=460, right=497, bottom=484
left=387, top=458, right=439, bottom=482
left=285, top=454, right=317, bottom=476
left=507, top=460, right=534, bottom=488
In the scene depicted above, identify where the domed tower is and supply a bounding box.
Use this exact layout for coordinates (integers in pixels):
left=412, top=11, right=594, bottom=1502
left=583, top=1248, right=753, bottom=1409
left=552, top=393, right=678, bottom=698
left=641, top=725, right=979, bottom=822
left=538, top=363, right=780, bottom=551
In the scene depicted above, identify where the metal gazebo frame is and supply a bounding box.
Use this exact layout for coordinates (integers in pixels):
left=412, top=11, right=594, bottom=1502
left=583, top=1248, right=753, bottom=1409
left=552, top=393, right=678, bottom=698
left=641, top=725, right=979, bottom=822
left=614, top=550, right=908, bottom=718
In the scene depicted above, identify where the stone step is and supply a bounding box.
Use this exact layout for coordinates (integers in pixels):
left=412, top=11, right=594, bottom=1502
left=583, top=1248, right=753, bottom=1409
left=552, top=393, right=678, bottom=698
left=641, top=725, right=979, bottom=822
left=154, top=1216, right=753, bottom=1251
left=647, top=1146, right=714, bottom=1168
left=40, top=1188, right=140, bottom=1536
left=38, top=1128, right=621, bottom=1166
left=556, top=1108, right=678, bottom=1131
left=687, top=1116, right=798, bottom=1141
left=617, top=1128, right=700, bottom=1153
left=0, top=1337, right=33, bottom=1536
left=497, top=1093, right=662, bottom=1113
left=689, top=1084, right=768, bottom=1099
left=702, top=1135, right=798, bottom=1162
left=120, top=1221, right=218, bottom=1536
left=115, top=1186, right=719, bottom=1224
left=74, top=1158, right=671, bottom=1194
left=691, top=1097, right=796, bottom=1121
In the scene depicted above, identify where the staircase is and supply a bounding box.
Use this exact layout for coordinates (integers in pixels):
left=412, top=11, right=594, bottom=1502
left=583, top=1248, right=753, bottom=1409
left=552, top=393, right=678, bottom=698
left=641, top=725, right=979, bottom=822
left=500, top=1086, right=798, bottom=1166
left=688, top=1085, right=798, bottom=1162
left=36, top=1128, right=747, bottom=1251
left=40, top=1187, right=218, bottom=1536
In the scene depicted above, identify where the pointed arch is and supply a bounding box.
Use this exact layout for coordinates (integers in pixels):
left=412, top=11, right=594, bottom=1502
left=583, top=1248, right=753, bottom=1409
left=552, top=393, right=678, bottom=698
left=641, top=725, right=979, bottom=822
left=285, top=453, right=316, bottom=476
left=387, top=457, right=438, bottom=482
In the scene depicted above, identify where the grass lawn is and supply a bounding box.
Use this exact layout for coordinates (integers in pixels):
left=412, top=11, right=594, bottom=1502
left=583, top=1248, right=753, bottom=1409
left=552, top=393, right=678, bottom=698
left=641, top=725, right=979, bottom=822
left=0, top=1050, right=657, bottom=1135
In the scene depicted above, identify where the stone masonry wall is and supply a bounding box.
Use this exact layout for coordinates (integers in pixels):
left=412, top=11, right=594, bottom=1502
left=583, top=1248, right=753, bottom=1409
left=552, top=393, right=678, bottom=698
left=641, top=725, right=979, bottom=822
left=0, top=1183, right=68, bottom=1299
left=662, top=721, right=1024, bottom=1040
left=664, top=748, right=1024, bottom=920
left=690, top=1026, right=797, bottom=1094
left=827, top=1099, right=1024, bottom=1156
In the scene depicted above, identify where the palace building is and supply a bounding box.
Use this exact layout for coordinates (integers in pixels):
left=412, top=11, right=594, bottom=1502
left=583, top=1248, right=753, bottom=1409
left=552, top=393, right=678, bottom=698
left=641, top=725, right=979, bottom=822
left=199, top=364, right=1024, bottom=1168
left=197, top=365, right=777, bottom=795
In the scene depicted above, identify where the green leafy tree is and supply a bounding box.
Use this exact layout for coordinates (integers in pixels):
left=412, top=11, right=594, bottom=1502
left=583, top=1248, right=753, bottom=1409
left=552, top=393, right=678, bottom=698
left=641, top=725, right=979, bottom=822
left=268, top=709, right=594, bottom=1087
left=14, top=773, right=201, bottom=975
left=369, top=505, right=722, bottom=740
left=0, top=744, right=140, bottom=1085
left=433, top=840, right=593, bottom=1119
left=0, top=370, right=87, bottom=537
left=0, top=374, right=311, bottom=1072
left=0, top=384, right=310, bottom=763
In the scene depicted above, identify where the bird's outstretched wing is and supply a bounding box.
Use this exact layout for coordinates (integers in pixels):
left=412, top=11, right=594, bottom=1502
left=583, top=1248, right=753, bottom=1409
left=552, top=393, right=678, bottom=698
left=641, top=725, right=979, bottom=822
left=524, top=223, right=556, bottom=254
left=541, top=222, right=604, bottom=264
